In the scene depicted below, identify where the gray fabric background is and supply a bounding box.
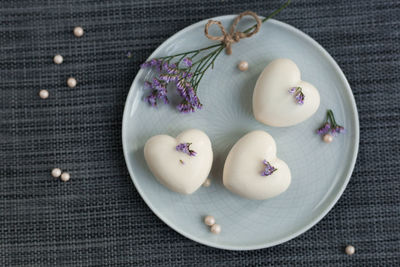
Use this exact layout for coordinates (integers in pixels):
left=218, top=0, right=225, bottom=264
left=1, top=0, right=399, bottom=266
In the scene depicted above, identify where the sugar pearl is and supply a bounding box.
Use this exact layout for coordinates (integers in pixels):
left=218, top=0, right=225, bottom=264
left=73, top=26, right=84, bottom=37
left=60, top=172, right=70, bottom=182
left=323, top=134, right=334, bottom=143
left=51, top=168, right=62, bottom=178
left=204, top=215, right=215, bottom=226
left=39, top=89, right=49, bottom=99
left=53, top=54, right=63, bottom=64
left=345, top=245, right=355, bottom=255
left=203, top=178, right=211, bottom=187
left=238, top=61, right=249, bottom=71
left=67, top=77, right=77, bottom=88
left=210, top=224, right=221, bottom=234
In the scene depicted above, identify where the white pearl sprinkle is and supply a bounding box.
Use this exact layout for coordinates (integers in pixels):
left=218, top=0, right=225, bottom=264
left=323, top=134, right=334, bottom=143
left=53, top=54, right=63, bottom=64
left=67, top=77, right=77, bottom=88
left=345, top=245, right=355, bottom=255
left=210, top=224, right=221, bottom=234
left=73, top=26, right=84, bottom=37
left=204, top=215, right=215, bottom=226
left=39, top=89, right=49, bottom=99
left=202, top=178, right=211, bottom=187
left=238, top=61, right=249, bottom=71
left=51, top=168, right=62, bottom=178
left=60, top=172, right=70, bottom=182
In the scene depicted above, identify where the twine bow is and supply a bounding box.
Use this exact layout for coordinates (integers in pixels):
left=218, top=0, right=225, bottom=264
left=204, top=11, right=262, bottom=55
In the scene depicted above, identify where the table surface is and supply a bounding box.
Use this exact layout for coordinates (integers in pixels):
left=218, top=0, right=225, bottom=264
left=1, top=0, right=399, bottom=266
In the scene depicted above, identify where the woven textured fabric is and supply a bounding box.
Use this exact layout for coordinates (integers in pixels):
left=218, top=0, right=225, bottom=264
left=1, top=0, right=399, bottom=265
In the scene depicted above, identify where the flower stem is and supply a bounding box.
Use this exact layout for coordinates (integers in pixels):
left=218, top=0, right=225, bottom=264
left=243, top=0, right=291, bottom=34
left=193, top=46, right=224, bottom=90
left=158, top=44, right=222, bottom=60
left=327, top=109, right=338, bottom=126
left=191, top=47, right=219, bottom=69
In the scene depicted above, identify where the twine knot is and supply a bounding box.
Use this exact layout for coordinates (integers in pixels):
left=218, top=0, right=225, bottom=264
left=204, top=11, right=261, bottom=55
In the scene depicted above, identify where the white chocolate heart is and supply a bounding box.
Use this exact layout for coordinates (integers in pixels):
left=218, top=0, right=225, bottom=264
left=253, top=58, right=320, bottom=127
left=144, top=129, right=213, bottom=194
left=223, top=130, right=291, bottom=200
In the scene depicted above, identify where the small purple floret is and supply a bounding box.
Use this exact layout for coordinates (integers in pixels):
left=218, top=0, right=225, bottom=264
left=183, top=57, right=192, bottom=67
left=176, top=143, right=197, bottom=156
left=261, top=160, right=277, bottom=176
left=289, top=87, right=305, bottom=105
left=143, top=78, right=169, bottom=107
left=288, top=87, right=297, bottom=95
left=317, top=123, right=331, bottom=135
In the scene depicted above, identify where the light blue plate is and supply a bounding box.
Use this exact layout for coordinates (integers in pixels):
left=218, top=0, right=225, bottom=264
left=122, top=16, right=359, bottom=250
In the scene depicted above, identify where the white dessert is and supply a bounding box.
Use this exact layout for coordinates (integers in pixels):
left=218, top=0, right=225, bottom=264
left=223, top=130, right=291, bottom=200
left=144, top=129, right=213, bottom=194
left=252, top=58, right=320, bottom=127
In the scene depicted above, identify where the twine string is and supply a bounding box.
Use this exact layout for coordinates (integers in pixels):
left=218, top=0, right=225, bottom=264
left=204, top=11, right=262, bottom=55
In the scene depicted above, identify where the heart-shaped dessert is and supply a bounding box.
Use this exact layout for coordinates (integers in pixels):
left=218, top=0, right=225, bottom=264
left=144, top=129, right=213, bottom=194
left=223, top=130, right=291, bottom=200
left=253, top=58, right=320, bottom=127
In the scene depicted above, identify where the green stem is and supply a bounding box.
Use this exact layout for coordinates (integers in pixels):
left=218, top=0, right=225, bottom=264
left=190, top=48, right=220, bottom=87
left=176, top=54, right=188, bottom=67
left=327, top=109, right=337, bottom=127
left=243, top=0, right=291, bottom=34
left=193, top=48, right=220, bottom=74
left=158, top=44, right=221, bottom=59
left=193, top=47, right=223, bottom=90
left=191, top=48, right=219, bottom=69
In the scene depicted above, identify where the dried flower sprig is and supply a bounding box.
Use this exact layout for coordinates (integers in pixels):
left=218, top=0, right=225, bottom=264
left=140, top=0, right=291, bottom=113
left=261, top=160, right=277, bottom=176
left=317, top=109, right=345, bottom=142
left=176, top=143, right=197, bottom=156
left=289, top=86, right=305, bottom=105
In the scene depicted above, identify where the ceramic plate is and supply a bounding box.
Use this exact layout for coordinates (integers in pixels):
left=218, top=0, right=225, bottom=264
left=122, top=16, right=359, bottom=250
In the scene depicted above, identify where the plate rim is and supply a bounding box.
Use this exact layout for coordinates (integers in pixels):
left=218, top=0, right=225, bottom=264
left=122, top=16, right=360, bottom=250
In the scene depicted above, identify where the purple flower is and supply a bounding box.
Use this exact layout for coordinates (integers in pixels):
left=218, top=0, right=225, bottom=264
left=143, top=78, right=169, bottom=106
left=145, top=94, right=157, bottom=107
left=180, top=72, right=193, bottom=79
left=164, top=63, right=179, bottom=74
left=331, top=126, right=345, bottom=136
left=141, top=57, right=202, bottom=113
left=295, top=92, right=304, bottom=105
left=336, top=126, right=345, bottom=134
left=317, top=123, right=331, bottom=135
left=177, top=101, right=195, bottom=113
left=176, top=143, right=197, bottom=156
left=261, top=160, right=277, bottom=176
left=140, top=61, right=151, bottom=68
left=183, top=57, right=192, bottom=67
left=150, top=59, right=161, bottom=67
left=289, top=87, right=305, bottom=105
left=316, top=109, right=345, bottom=140
left=144, top=81, right=152, bottom=90
left=141, top=59, right=162, bottom=69
left=288, top=87, right=297, bottom=95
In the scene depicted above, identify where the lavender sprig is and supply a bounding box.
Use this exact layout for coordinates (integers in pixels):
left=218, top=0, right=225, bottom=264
left=139, top=0, right=291, bottom=113
left=176, top=143, right=197, bottom=156
left=289, top=86, right=305, bottom=105
left=261, top=160, right=277, bottom=176
left=317, top=109, right=345, bottom=139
